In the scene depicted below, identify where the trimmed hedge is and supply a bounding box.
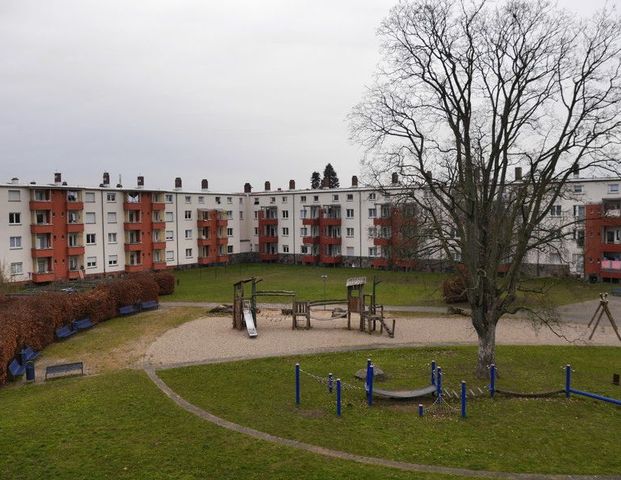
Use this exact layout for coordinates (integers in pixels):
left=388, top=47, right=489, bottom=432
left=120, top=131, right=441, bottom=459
left=0, top=272, right=174, bottom=386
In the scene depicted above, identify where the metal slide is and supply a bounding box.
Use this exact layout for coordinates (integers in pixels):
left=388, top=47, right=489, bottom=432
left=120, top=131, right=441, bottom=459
left=243, top=309, right=258, bottom=338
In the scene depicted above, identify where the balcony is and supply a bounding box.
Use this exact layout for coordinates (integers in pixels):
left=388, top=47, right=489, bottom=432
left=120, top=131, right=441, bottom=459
left=302, top=236, right=320, bottom=244
left=152, top=261, right=168, bottom=270
left=124, top=243, right=143, bottom=252
left=320, top=236, right=341, bottom=245
left=259, top=218, right=278, bottom=226
left=319, top=255, right=342, bottom=264
left=32, top=272, right=55, bottom=283
left=302, top=254, right=319, bottom=264
left=217, top=237, right=229, bottom=246
left=198, top=256, right=218, bottom=265
left=152, top=221, right=166, bottom=230
left=216, top=255, right=229, bottom=263
left=601, top=259, right=621, bottom=271
left=68, top=270, right=82, bottom=280
left=374, top=237, right=391, bottom=246
left=152, top=202, right=165, bottom=211
left=125, top=264, right=144, bottom=273
left=320, top=217, right=341, bottom=226
left=31, top=247, right=54, bottom=258
left=29, top=200, right=51, bottom=210
left=197, top=219, right=213, bottom=228
left=602, top=243, right=621, bottom=253
left=373, top=217, right=392, bottom=227
left=197, top=238, right=213, bottom=247
left=152, top=241, right=166, bottom=250
left=260, top=253, right=279, bottom=261
left=66, top=201, right=84, bottom=211
left=66, top=246, right=85, bottom=256
left=302, top=217, right=320, bottom=226
left=371, top=257, right=389, bottom=268
left=123, top=202, right=142, bottom=211
left=66, top=223, right=84, bottom=233
left=259, top=235, right=278, bottom=244
left=30, top=224, right=54, bottom=234
left=124, top=222, right=142, bottom=231
left=217, top=219, right=228, bottom=228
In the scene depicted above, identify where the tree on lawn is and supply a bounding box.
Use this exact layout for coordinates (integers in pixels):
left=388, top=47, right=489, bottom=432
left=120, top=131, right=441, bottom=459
left=323, top=163, right=340, bottom=188
left=351, top=0, right=621, bottom=376
left=311, top=171, right=322, bottom=189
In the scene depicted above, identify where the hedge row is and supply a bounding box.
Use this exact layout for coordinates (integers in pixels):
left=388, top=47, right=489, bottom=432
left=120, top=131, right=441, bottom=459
left=0, top=271, right=175, bottom=386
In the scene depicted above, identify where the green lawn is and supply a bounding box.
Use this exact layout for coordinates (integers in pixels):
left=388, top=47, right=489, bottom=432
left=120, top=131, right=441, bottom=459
left=165, top=263, right=613, bottom=308
left=159, top=345, right=621, bottom=475
left=0, top=370, right=468, bottom=480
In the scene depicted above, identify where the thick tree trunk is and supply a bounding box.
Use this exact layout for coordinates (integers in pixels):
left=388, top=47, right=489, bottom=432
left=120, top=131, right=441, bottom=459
left=471, top=304, right=499, bottom=378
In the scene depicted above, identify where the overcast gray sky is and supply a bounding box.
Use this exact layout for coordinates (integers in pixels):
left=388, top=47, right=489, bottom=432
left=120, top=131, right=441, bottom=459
left=0, top=0, right=612, bottom=192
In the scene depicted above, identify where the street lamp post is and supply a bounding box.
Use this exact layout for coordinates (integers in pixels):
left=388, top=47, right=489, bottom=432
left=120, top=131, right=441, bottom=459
left=321, top=274, right=328, bottom=310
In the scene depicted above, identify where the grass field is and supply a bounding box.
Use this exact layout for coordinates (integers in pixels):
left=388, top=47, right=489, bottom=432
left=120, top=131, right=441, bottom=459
left=159, top=345, right=621, bottom=475
left=165, top=263, right=612, bottom=307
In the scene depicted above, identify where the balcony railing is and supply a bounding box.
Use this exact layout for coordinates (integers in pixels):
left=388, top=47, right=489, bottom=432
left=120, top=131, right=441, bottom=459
left=601, top=259, right=621, bottom=271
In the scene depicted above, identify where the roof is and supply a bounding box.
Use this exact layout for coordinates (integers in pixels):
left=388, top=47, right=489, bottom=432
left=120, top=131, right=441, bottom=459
left=346, top=277, right=367, bottom=287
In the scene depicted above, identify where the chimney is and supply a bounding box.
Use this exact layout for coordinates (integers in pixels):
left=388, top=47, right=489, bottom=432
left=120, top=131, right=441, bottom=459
left=137, top=176, right=144, bottom=187
left=10, top=177, right=18, bottom=185
left=289, top=179, right=295, bottom=190
left=244, top=183, right=252, bottom=193
left=572, top=162, right=579, bottom=177
left=391, top=172, right=399, bottom=185
left=351, top=175, right=358, bottom=187
left=116, top=174, right=122, bottom=188
left=201, top=179, right=208, bottom=190
left=321, top=177, right=328, bottom=189
left=54, top=172, right=62, bottom=185
left=515, top=167, right=522, bottom=180
left=174, top=177, right=182, bottom=189
left=103, top=172, right=110, bottom=186
left=264, top=181, right=271, bottom=191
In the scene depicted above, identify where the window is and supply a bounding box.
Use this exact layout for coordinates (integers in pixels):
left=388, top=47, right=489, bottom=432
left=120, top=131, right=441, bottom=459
left=346, top=228, right=354, bottom=237
left=8, top=190, right=20, bottom=201
left=573, top=205, right=585, bottom=219
left=369, top=247, right=377, bottom=257
left=85, top=212, right=96, bottom=224
left=346, top=209, right=354, bottom=218
left=368, top=227, right=376, bottom=237
left=68, top=256, right=79, bottom=271
left=34, top=190, right=49, bottom=201
left=254, top=198, right=259, bottom=205
left=369, top=192, right=376, bottom=200
left=108, top=255, right=118, bottom=266
left=166, top=230, right=174, bottom=241
left=282, top=245, right=290, bottom=253
left=184, top=210, right=192, bottom=220
left=282, top=196, right=287, bottom=203
left=573, top=184, right=584, bottom=194
left=185, top=248, right=192, bottom=258
left=254, top=211, right=258, bottom=219
left=9, top=212, right=21, bottom=225
left=282, top=210, right=289, bottom=219
left=333, top=194, right=339, bottom=201
left=9, top=236, right=22, bottom=249
left=86, top=233, right=96, bottom=245
left=227, top=227, right=233, bottom=237
left=301, top=245, right=308, bottom=254
left=166, top=250, right=175, bottom=261
left=227, top=245, right=233, bottom=254
left=300, top=227, right=308, bottom=236
left=35, top=211, right=49, bottom=224
left=198, top=196, right=205, bottom=204
left=166, top=212, right=174, bottom=222
left=67, top=191, right=78, bottom=202
left=227, top=197, right=232, bottom=204
left=226, top=210, right=233, bottom=219
left=550, top=205, right=562, bottom=217
left=215, top=196, right=221, bottom=204
left=282, top=227, right=289, bottom=236
left=254, top=227, right=258, bottom=235
left=10, top=262, right=23, bottom=275
left=185, top=229, right=192, bottom=239
left=185, top=195, right=191, bottom=204
left=66, top=211, right=79, bottom=224
left=347, top=194, right=353, bottom=201
left=85, top=191, right=95, bottom=203
left=68, top=234, right=78, bottom=247
left=270, top=197, right=276, bottom=204
left=368, top=208, right=377, bottom=218
left=86, top=256, right=97, bottom=268
left=107, top=212, right=117, bottom=223
left=165, top=194, right=173, bottom=203
left=106, top=192, right=116, bottom=202
left=313, top=195, right=319, bottom=202
left=347, top=246, right=354, bottom=256
left=108, top=233, right=117, bottom=243
left=239, top=211, right=243, bottom=220
left=608, top=183, right=620, bottom=194
left=300, top=209, right=307, bottom=219
left=300, top=196, right=306, bottom=202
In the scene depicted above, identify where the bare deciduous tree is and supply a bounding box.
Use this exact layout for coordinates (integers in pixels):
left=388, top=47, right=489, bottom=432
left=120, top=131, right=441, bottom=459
left=351, top=0, right=621, bottom=376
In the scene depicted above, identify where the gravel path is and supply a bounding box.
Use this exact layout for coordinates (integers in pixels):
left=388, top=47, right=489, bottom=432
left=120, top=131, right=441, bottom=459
left=145, top=310, right=620, bottom=368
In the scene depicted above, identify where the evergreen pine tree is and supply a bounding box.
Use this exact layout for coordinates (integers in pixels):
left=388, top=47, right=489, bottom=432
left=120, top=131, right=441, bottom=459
left=310, top=171, right=321, bottom=189
left=323, top=163, right=339, bottom=188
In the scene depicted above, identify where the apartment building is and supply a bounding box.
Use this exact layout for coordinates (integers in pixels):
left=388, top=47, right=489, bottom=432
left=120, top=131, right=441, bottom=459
left=2, top=172, right=621, bottom=283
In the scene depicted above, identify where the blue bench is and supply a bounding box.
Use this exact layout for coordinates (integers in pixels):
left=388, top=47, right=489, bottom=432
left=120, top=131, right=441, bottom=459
left=612, top=288, right=621, bottom=297
left=119, top=304, right=139, bottom=316
left=20, top=346, right=39, bottom=364
left=72, top=317, right=94, bottom=331
left=140, top=300, right=159, bottom=311
left=56, top=324, right=77, bottom=340
left=8, top=358, right=25, bottom=380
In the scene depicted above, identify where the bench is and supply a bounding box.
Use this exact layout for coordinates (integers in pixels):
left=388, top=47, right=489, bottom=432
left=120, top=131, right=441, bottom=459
left=612, top=288, right=621, bottom=297
left=119, top=304, right=139, bottom=316
left=20, top=346, right=39, bottom=364
left=72, top=317, right=94, bottom=331
left=140, top=300, right=159, bottom=311
left=45, top=362, right=84, bottom=380
left=55, top=324, right=77, bottom=340
left=8, top=359, right=25, bottom=380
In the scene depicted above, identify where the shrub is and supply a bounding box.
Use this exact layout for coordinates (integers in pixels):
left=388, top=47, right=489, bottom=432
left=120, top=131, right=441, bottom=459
left=442, top=275, right=468, bottom=303
left=153, top=271, right=175, bottom=295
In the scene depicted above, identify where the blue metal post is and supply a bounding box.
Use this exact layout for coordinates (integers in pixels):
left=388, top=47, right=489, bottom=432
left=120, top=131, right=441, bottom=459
left=328, top=373, right=333, bottom=393
left=461, top=381, right=467, bottom=418
left=336, top=379, right=342, bottom=416
left=436, top=367, right=443, bottom=400
left=418, top=403, right=424, bottom=417
left=431, top=360, right=436, bottom=386
left=490, top=364, right=496, bottom=398
left=565, top=364, right=571, bottom=399
left=368, top=364, right=374, bottom=406
left=295, top=363, right=300, bottom=405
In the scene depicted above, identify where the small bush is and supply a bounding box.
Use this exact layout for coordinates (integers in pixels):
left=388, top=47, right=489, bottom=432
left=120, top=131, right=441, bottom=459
left=442, top=275, right=468, bottom=303
left=153, top=271, right=175, bottom=295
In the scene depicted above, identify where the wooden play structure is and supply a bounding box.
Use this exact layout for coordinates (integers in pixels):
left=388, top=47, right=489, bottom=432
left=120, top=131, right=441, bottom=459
left=587, top=292, right=621, bottom=342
